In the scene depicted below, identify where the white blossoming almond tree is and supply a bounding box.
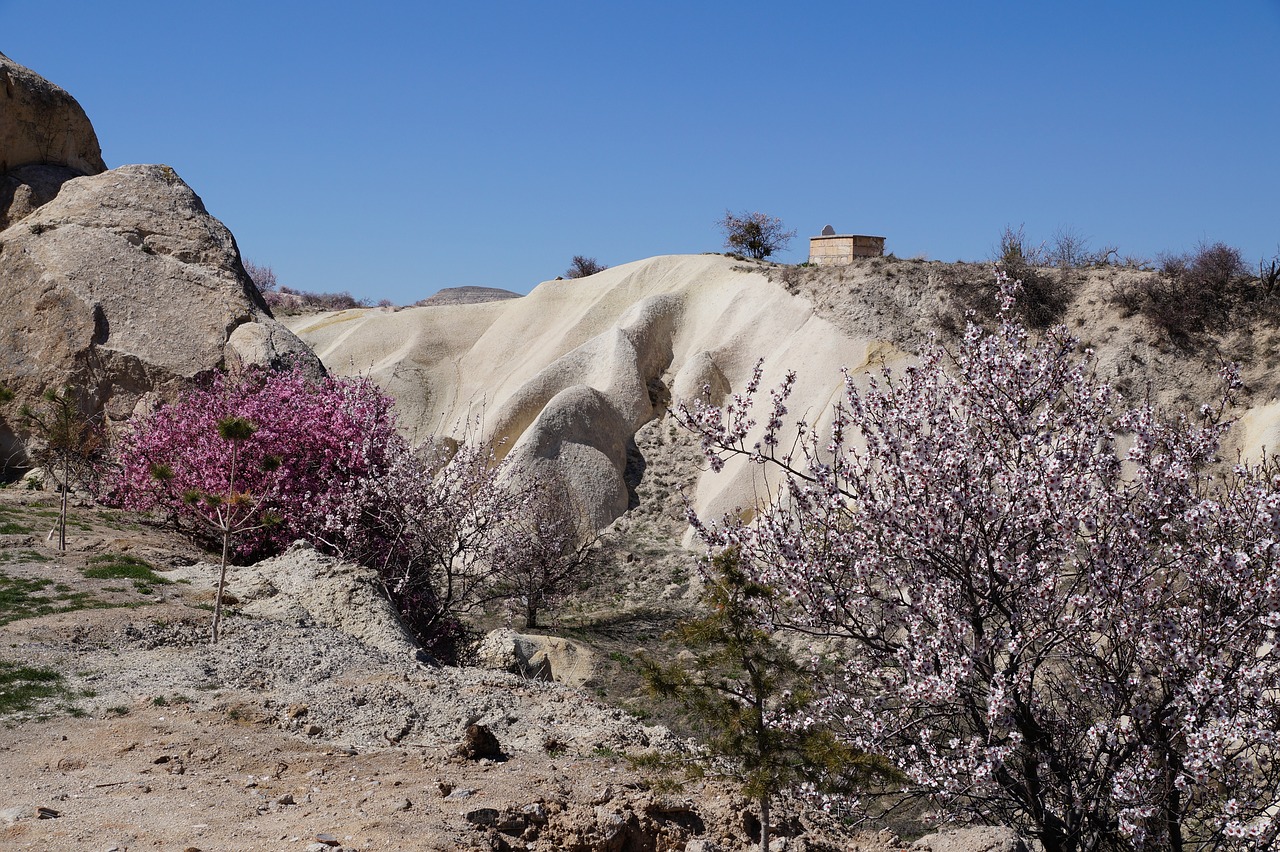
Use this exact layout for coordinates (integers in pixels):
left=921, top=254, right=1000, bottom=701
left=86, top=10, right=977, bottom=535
left=487, top=472, right=601, bottom=629
left=325, top=435, right=524, bottom=662
left=676, top=276, right=1280, bottom=852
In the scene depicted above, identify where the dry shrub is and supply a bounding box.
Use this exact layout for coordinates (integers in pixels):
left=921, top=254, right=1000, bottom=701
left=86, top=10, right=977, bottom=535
left=263, top=286, right=372, bottom=315
left=939, top=228, right=1076, bottom=331
left=565, top=256, right=608, bottom=278
left=1114, top=241, right=1264, bottom=344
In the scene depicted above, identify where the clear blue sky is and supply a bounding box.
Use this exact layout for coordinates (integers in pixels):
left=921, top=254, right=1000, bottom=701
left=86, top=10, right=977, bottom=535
left=3, top=1, right=1278, bottom=304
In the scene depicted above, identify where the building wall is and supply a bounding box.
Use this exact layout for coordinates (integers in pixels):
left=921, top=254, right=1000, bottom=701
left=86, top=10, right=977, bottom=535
left=808, top=235, right=885, bottom=265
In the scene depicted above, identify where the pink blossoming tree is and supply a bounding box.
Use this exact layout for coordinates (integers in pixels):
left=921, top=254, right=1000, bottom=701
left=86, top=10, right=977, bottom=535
left=112, top=369, right=578, bottom=660
left=676, top=277, right=1280, bottom=852
left=112, top=367, right=404, bottom=562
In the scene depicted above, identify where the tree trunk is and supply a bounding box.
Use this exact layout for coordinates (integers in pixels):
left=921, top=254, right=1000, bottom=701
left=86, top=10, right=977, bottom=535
left=526, top=601, right=538, bottom=630
left=759, top=793, right=770, bottom=852
left=211, top=439, right=239, bottom=644
left=211, top=524, right=229, bottom=643
left=58, top=451, right=68, bottom=552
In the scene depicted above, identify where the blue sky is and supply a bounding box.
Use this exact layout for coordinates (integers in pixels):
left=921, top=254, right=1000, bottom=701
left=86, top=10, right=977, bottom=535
left=3, top=1, right=1278, bottom=304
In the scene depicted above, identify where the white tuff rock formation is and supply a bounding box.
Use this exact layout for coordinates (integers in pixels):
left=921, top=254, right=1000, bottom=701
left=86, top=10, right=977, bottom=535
left=287, top=254, right=907, bottom=528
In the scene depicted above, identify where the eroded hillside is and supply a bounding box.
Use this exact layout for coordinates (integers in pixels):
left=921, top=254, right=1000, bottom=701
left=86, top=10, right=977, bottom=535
left=286, top=253, right=1280, bottom=542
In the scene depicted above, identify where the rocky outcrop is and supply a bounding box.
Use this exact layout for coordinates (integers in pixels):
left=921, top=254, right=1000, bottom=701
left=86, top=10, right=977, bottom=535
left=286, top=254, right=906, bottom=529
left=287, top=252, right=1280, bottom=537
left=0, top=51, right=105, bottom=177
left=476, top=628, right=596, bottom=688
left=0, top=52, right=105, bottom=235
left=0, top=164, right=320, bottom=428
left=222, top=541, right=418, bottom=657
left=415, top=285, right=522, bottom=307
left=0, top=55, right=319, bottom=470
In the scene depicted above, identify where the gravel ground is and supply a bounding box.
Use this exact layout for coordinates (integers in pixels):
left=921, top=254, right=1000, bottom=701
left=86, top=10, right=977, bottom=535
left=0, top=489, right=869, bottom=851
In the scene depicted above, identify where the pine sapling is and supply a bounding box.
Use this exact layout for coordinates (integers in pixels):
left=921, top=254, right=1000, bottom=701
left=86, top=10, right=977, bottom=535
left=152, top=416, right=282, bottom=643
left=636, top=549, right=893, bottom=852
left=19, top=386, right=104, bottom=551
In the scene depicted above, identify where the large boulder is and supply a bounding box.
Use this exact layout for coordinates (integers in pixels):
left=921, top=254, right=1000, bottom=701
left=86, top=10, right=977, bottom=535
left=0, top=55, right=319, bottom=472
left=0, top=51, right=105, bottom=177
left=0, top=163, right=320, bottom=467
left=476, top=628, right=596, bottom=688
left=0, top=52, right=105, bottom=233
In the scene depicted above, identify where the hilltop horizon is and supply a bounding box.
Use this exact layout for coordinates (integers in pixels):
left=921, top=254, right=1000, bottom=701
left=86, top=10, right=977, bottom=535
left=3, top=0, right=1276, bottom=303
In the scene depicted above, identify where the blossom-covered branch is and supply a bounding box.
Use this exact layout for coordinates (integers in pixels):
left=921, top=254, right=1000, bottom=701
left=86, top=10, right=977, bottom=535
left=677, top=275, right=1280, bottom=852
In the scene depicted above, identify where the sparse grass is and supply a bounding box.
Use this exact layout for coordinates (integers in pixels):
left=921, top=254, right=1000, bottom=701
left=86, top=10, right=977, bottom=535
left=0, top=501, right=67, bottom=536
left=0, top=572, right=109, bottom=625
left=0, top=660, right=67, bottom=715
left=83, top=554, right=170, bottom=594
left=93, top=510, right=133, bottom=531
left=0, top=549, right=49, bottom=564
left=560, top=605, right=680, bottom=642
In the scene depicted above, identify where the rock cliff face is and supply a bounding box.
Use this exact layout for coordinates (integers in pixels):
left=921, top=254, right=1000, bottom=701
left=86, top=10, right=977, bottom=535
left=289, top=253, right=1280, bottom=534
left=0, top=53, right=317, bottom=471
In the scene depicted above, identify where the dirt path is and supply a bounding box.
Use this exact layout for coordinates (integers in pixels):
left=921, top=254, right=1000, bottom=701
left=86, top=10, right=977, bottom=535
left=1, top=701, right=673, bottom=850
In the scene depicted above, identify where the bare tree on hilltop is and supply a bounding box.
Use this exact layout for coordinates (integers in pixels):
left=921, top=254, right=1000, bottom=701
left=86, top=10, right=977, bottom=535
left=566, top=255, right=608, bottom=278
left=717, top=210, right=796, bottom=261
